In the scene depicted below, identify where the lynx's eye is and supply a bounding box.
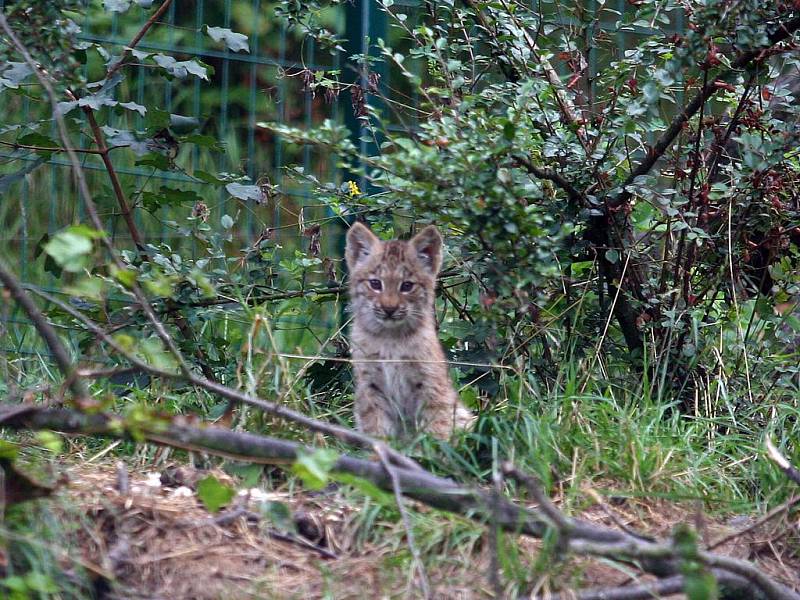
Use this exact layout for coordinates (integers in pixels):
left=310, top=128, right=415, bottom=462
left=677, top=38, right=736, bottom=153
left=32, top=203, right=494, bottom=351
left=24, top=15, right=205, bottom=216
left=399, top=281, right=414, bottom=292
left=368, top=279, right=383, bottom=291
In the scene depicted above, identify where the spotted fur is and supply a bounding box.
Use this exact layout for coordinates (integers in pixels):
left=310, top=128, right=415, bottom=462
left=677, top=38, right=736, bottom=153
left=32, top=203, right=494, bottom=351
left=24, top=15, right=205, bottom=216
left=345, top=223, right=474, bottom=439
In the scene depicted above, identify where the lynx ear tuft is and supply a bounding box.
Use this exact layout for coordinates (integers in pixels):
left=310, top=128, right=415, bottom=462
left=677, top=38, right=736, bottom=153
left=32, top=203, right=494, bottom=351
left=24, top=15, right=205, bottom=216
left=345, top=222, right=380, bottom=270
left=410, top=225, right=443, bottom=275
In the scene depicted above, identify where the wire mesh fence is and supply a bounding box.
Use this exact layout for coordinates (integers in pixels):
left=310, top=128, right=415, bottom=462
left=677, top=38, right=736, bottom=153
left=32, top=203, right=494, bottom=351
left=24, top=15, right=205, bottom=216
left=0, top=0, right=369, bottom=361
left=0, top=0, right=675, bottom=364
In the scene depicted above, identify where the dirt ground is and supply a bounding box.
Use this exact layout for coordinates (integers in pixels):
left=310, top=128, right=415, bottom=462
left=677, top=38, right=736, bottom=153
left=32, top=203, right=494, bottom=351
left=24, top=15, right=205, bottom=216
left=56, top=463, right=800, bottom=599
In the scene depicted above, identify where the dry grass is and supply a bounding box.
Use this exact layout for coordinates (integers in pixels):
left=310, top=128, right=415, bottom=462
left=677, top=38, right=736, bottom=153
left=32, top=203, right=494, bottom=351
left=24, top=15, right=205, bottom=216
left=52, top=463, right=800, bottom=599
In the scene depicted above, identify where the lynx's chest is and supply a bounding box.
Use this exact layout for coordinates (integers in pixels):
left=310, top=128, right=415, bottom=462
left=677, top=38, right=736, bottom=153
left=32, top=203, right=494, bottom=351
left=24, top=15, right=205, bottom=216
left=351, top=329, right=435, bottom=408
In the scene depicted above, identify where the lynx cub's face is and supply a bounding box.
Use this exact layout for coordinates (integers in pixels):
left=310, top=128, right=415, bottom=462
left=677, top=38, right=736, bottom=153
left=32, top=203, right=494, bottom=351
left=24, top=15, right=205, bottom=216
left=345, top=223, right=442, bottom=335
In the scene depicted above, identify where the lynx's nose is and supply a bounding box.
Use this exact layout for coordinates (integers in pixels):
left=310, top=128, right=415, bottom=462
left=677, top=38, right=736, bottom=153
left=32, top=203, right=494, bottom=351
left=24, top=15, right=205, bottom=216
left=382, top=305, right=398, bottom=318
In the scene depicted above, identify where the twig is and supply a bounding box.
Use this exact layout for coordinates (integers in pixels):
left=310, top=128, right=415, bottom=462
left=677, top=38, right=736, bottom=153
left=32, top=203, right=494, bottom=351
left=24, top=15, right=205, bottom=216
left=375, top=444, right=431, bottom=599
left=707, top=494, right=800, bottom=550
left=766, top=437, right=800, bottom=487
left=513, top=154, right=584, bottom=206
left=502, top=463, right=571, bottom=533
left=534, top=575, right=685, bottom=600
left=106, top=0, right=176, bottom=78
left=0, top=140, right=108, bottom=154
left=82, top=108, right=146, bottom=252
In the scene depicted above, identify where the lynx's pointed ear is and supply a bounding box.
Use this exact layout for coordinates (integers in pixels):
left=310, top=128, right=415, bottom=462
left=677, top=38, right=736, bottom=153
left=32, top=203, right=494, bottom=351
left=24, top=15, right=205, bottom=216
left=346, top=222, right=380, bottom=270
left=410, top=225, right=443, bottom=275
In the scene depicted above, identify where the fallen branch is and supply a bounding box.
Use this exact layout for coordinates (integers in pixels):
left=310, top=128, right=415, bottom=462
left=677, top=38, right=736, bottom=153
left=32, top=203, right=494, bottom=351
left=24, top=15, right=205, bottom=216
left=3, top=406, right=798, bottom=600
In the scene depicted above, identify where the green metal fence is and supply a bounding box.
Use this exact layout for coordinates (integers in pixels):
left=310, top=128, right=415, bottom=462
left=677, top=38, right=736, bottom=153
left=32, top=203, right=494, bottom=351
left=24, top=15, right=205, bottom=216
left=0, top=0, right=371, bottom=362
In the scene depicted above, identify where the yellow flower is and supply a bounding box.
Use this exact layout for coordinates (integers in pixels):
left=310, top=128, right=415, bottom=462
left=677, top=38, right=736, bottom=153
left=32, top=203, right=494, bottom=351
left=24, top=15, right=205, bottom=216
left=347, top=180, right=361, bottom=197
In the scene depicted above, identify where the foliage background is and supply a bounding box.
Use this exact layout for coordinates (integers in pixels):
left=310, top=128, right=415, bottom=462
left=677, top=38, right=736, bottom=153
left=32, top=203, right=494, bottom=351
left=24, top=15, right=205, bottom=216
left=1, top=0, right=800, bottom=597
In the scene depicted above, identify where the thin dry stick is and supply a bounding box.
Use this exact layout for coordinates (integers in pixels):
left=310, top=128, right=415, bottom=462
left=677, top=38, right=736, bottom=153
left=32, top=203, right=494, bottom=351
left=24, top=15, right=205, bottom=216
left=766, top=437, right=800, bottom=487
left=487, top=468, right=504, bottom=599
left=82, top=108, right=145, bottom=251
left=707, top=494, right=800, bottom=550
left=375, top=444, right=431, bottom=600
left=502, top=463, right=571, bottom=533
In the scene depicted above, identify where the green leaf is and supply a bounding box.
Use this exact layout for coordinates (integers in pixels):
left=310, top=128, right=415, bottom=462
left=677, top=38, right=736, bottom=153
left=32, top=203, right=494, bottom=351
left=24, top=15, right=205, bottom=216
left=225, top=463, right=263, bottom=487
left=43, top=230, right=94, bottom=273
left=683, top=571, right=719, bottom=600
left=117, top=101, right=147, bottom=116
left=170, top=114, right=201, bottom=133
left=226, top=182, right=266, bottom=203
left=334, top=472, right=394, bottom=504
left=292, top=448, right=338, bottom=490
left=17, top=132, right=59, bottom=158
left=205, top=26, right=250, bottom=53
left=502, top=120, right=515, bottom=141
left=138, top=337, right=178, bottom=371
left=194, top=170, right=235, bottom=186
left=196, top=475, right=236, bottom=513
left=0, top=440, right=19, bottom=460
left=142, top=186, right=202, bottom=211
left=34, top=431, right=63, bottom=454
left=144, top=108, right=171, bottom=132
left=110, top=264, right=137, bottom=289
left=221, top=214, right=234, bottom=229
left=0, top=62, right=33, bottom=89
left=23, top=572, right=59, bottom=594
left=113, top=334, right=136, bottom=353
left=66, top=224, right=106, bottom=239
left=136, top=153, right=172, bottom=171
left=64, top=277, right=108, bottom=302
left=1, top=575, right=27, bottom=592
left=153, top=55, right=209, bottom=80
left=183, top=134, right=224, bottom=151
left=103, top=0, right=153, bottom=12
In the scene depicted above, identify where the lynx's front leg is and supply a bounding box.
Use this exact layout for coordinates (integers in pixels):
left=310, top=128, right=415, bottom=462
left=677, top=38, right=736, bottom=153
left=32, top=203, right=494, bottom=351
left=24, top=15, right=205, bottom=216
left=353, top=366, right=397, bottom=438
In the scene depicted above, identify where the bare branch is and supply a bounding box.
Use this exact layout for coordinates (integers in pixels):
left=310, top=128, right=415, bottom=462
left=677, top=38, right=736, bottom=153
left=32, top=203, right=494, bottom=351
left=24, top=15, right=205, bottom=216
left=513, top=155, right=584, bottom=206
left=106, top=0, right=176, bottom=78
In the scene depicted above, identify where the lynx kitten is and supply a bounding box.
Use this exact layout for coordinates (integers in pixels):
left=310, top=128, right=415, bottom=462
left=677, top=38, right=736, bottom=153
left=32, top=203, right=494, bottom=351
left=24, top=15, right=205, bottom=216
left=345, top=222, right=473, bottom=439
